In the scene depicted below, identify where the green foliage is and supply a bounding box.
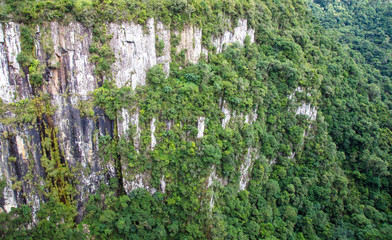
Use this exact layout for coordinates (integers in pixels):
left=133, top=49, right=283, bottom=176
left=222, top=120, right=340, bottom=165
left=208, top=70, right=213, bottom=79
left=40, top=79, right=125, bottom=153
left=89, top=24, right=115, bottom=82
left=29, top=59, right=44, bottom=88
left=85, top=186, right=167, bottom=239
left=93, top=82, right=134, bottom=120
left=16, top=25, right=45, bottom=89
left=17, top=26, right=35, bottom=68
left=156, top=38, right=165, bottom=57
left=2, top=0, right=392, bottom=239
left=0, top=199, right=81, bottom=239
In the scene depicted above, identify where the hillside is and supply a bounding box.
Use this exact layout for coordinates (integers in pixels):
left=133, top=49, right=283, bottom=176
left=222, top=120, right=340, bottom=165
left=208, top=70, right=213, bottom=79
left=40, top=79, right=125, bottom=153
left=0, top=0, right=391, bottom=239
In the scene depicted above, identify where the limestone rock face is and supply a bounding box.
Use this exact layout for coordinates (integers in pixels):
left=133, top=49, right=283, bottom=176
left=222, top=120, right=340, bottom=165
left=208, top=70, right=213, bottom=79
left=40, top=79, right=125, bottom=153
left=0, top=18, right=258, bottom=214
left=3, top=23, right=30, bottom=101
left=239, top=148, right=257, bottom=191
left=176, top=25, right=208, bottom=64
left=197, top=117, right=205, bottom=138
left=47, top=22, right=96, bottom=96
left=0, top=124, right=43, bottom=216
left=156, top=21, right=171, bottom=75
left=109, top=19, right=157, bottom=89
left=0, top=23, right=16, bottom=103
left=212, top=19, right=255, bottom=54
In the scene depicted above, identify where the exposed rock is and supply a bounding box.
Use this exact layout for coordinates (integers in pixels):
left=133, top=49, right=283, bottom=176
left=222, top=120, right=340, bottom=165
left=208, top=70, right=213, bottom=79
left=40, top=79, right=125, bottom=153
left=239, top=148, right=256, bottom=191
left=0, top=124, right=43, bottom=217
left=156, top=21, right=171, bottom=75
left=0, top=131, right=17, bottom=213
left=109, top=19, right=157, bottom=89
left=212, top=19, right=255, bottom=54
left=0, top=24, right=3, bottom=43
left=166, top=119, right=174, bottom=131
left=117, top=107, right=142, bottom=152
left=296, top=103, right=317, bottom=121
left=221, top=100, right=231, bottom=128
left=286, top=87, right=318, bottom=161
left=123, top=173, right=156, bottom=194
left=43, top=22, right=109, bottom=214
left=160, top=175, right=166, bottom=193
left=176, top=25, right=208, bottom=64
left=117, top=108, right=130, bottom=138
left=289, top=87, right=318, bottom=121
left=131, top=109, right=141, bottom=151
left=51, top=95, right=110, bottom=207
left=0, top=24, right=15, bottom=103
left=206, top=166, right=227, bottom=210
left=0, top=18, right=261, bottom=216
left=244, top=108, right=258, bottom=125
left=206, top=167, right=217, bottom=210
left=47, top=22, right=96, bottom=96
left=151, top=117, right=157, bottom=150
left=197, top=117, right=205, bottom=138
left=4, top=23, right=30, bottom=100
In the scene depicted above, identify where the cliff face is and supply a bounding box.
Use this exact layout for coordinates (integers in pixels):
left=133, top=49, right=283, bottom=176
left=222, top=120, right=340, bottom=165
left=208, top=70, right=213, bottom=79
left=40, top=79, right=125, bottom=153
left=0, top=19, right=263, bottom=216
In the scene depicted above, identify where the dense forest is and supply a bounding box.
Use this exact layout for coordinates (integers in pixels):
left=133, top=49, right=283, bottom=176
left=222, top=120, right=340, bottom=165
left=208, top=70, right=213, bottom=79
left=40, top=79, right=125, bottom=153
left=0, top=0, right=392, bottom=239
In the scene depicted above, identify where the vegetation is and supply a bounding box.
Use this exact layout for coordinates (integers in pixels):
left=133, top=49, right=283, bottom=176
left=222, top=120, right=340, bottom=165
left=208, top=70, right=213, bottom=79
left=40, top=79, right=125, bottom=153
left=0, top=0, right=392, bottom=239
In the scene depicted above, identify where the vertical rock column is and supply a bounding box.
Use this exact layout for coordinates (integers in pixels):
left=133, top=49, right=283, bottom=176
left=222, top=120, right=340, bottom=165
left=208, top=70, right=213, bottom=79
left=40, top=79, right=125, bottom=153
left=0, top=23, right=42, bottom=214
left=41, top=22, right=108, bottom=213
left=0, top=23, right=16, bottom=103
left=109, top=19, right=157, bottom=194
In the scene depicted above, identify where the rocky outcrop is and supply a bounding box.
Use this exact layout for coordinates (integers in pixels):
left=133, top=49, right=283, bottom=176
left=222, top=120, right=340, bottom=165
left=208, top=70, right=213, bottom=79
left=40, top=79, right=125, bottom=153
left=0, top=124, right=44, bottom=216
left=123, top=173, right=156, bottom=195
left=3, top=23, right=30, bottom=101
left=175, top=25, right=208, bottom=64
left=0, top=18, right=257, bottom=215
left=197, top=117, right=205, bottom=138
left=151, top=117, right=157, bottom=150
left=42, top=22, right=112, bottom=212
left=287, top=87, right=318, bottom=161
left=46, top=22, right=96, bottom=96
left=109, top=19, right=157, bottom=89
left=206, top=166, right=227, bottom=210
left=289, top=87, right=318, bottom=121
left=221, top=100, right=231, bottom=129
left=296, top=103, right=317, bottom=121
left=0, top=23, right=16, bottom=103
left=239, top=148, right=257, bottom=191
left=212, top=19, right=255, bottom=53
left=175, top=18, right=255, bottom=63
left=156, top=21, right=171, bottom=75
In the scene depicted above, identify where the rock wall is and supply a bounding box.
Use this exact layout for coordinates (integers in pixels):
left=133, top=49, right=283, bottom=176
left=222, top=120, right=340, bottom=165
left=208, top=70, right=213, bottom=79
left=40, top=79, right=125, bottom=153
left=0, top=23, right=16, bottom=103
left=212, top=19, right=255, bottom=53
left=0, top=19, right=256, bottom=214
left=109, top=19, right=157, bottom=89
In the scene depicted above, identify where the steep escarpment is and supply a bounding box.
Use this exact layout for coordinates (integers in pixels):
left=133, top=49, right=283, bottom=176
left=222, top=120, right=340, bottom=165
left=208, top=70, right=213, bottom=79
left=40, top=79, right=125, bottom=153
left=0, top=18, right=260, bottom=216
left=1, top=0, right=391, bottom=239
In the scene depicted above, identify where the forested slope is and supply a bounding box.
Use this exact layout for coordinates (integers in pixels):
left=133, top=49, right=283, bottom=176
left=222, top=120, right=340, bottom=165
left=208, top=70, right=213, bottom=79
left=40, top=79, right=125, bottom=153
left=0, top=0, right=391, bottom=239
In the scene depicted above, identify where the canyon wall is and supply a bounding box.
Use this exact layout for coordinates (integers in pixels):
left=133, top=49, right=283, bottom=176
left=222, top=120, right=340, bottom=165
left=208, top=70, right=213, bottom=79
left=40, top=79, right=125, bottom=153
left=0, top=18, right=317, bottom=216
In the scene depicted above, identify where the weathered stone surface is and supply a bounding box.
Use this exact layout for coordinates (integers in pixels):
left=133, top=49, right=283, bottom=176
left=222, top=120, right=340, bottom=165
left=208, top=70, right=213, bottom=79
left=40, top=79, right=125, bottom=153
left=109, top=19, right=157, bottom=89
left=221, top=100, right=231, bottom=128
left=4, top=23, right=29, bottom=100
left=156, top=21, right=171, bottom=75
left=0, top=23, right=15, bottom=103
left=197, top=117, right=205, bottom=138
left=206, top=166, right=227, bottom=210
left=0, top=124, right=43, bottom=217
left=151, top=117, right=157, bottom=150
left=239, top=148, right=257, bottom=191
left=176, top=25, right=208, bottom=64
left=47, top=22, right=96, bottom=96
left=0, top=18, right=261, bottom=216
left=212, top=19, right=255, bottom=54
